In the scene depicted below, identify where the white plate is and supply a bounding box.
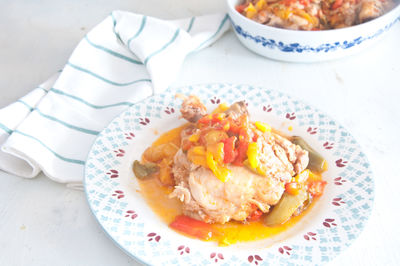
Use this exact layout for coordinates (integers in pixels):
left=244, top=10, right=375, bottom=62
left=84, top=83, right=373, bottom=265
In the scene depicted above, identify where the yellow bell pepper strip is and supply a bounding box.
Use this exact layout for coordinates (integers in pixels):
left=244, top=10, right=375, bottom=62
left=207, top=143, right=225, bottom=164
left=285, top=182, right=301, bottom=195
left=192, top=146, right=206, bottom=155
left=188, top=132, right=200, bottom=142
left=245, top=3, right=258, bottom=19
left=246, top=142, right=259, bottom=169
left=206, top=151, right=231, bottom=182
left=294, top=9, right=319, bottom=26
left=256, top=0, right=267, bottom=10
left=212, top=103, right=229, bottom=114
left=293, top=169, right=309, bottom=183
left=187, top=146, right=207, bottom=168
left=254, top=121, right=271, bottom=133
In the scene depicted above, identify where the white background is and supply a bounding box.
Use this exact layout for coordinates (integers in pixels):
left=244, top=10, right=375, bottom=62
left=1, top=0, right=400, bottom=265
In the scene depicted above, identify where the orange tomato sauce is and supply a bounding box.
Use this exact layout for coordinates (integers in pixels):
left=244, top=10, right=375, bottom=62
left=137, top=125, right=318, bottom=245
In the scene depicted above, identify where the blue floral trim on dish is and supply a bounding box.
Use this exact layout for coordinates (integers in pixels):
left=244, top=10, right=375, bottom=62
left=231, top=16, right=400, bottom=53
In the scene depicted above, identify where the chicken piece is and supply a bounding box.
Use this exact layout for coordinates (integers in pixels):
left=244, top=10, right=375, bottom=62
left=170, top=132, right=302, bottom=224
left=358, top=0, right=384, bottom=23
left=171, top=150, right=284, bottom=224
left=224, top=101, right=249, bottom=120
left=177, top=94, right=207, bottom=123
left=257, top=134, right=294, bottom=183
left=271, top=133, right=309, bottom=174
left=294, top=145, right=309, bottom=174
left=169, top=100, right=309, bottom=224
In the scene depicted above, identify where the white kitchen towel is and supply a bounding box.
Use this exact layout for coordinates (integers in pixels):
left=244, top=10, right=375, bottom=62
left=0, top=11, right=230, bottom=188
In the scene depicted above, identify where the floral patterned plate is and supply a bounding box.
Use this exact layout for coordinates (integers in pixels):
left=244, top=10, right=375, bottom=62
left=84, top=84, right=373, bottom=265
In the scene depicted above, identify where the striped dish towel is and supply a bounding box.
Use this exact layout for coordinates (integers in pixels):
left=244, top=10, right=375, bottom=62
left=0, top=11, right=230, bottom=189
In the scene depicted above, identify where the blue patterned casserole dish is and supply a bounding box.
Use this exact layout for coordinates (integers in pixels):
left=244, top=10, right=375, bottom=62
left=227, top=0, right=400, bottom=62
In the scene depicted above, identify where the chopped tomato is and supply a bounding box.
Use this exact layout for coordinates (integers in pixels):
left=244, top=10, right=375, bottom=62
left=299, top=0, right=310, bottom=6
left=198, top=114, right=212, bottom=125
left=308, top=180, right=327, bottom=197
left=285, top=182, right=301, bottom=195
left=331, top=0, right=343, bottom=9
left=214, top=119, right=230, bottom=131
left=283, top=0, right=296, bottom=6
left=247, top=209, right=263, bottom=222
left=223, top=136, right=238, bottom=164
left=211, top=113, right=226, bottom=123
left=233, top=139, right=249, bottom=166
left=235, top=4, right=248, bottom=13
left=181, top=139, right=193, bottom=151
left=170, top=215, right=213, bottom=240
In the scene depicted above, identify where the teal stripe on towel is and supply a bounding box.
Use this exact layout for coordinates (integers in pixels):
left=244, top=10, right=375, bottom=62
left=37, top=86, right=49, bottom=93
left=111, top=12, right=123, bottom=44
left=0, top=122, right=12, bottom=134
left=144, top=29, right=180, bottom=66
left=17, top=100, right=34, bottom=111
left=14, top=130, right=85, bottom=165
left=50, top=88, right=135, bottom=109
left=66, top=62, right=151, bottom=86
left=35, top=109, right=100, bottom=135
left=16, top=100, right=100, bottom=135
left=84, top=36, right=143, bottom=65
left=186, top=17, right=195, bottom=32
left=194, top=14, right=228, bottom=51
left=127, top=16, right=147, bottom=47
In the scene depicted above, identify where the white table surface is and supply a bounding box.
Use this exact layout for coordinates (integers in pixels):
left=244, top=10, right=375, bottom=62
left=1, top=0, right=400, bottom=265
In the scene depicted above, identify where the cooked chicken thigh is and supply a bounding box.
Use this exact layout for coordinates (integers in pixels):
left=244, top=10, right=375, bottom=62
left=169, top=97, right=309, bottom=224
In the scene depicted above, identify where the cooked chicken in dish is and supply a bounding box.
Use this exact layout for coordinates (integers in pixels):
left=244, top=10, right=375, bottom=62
left=237, top=0, right=395, bottom=30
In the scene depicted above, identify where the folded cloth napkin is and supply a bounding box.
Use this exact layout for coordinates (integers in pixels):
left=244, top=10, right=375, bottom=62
left=0, top=11, right=230, bottom=189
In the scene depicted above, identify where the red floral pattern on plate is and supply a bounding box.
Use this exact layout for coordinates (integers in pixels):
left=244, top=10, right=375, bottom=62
left=112, top=190, right=124, bottom=199
left=248, top=255, right=263, bottom=265
left=263, top=105, right=272, bottom=112
left=114, top=149, right=125, bottom=157
left=334, top=176, right=347, bottom=185
left=139, top=117, right=150, bottom=125
left=323, top=141, right=334, bottom=149
left=106, top=169, right=119, bottom=178
left=323, top=218, right=337, bottom=228
left=335, top=159, right=348, bottom=167
left=285, top=112, right=296, bottom=120
left=177, top=245, right=190, bottom=255
left=332, top=197, right=345, bottom=206
left=278, top=246, right=292, bottom=255
left=304, top=232, right=317, bottom=241
left=165, top=107, right=175, bottom=114
left=124, top=132, right=135, bottom=140
left=210, top=97, right=221, bottom=104
left=147, top=232, right=161, bottom=242
left=210, top=252, right=224, bottom=263
left=125, top=210, right=138, bottom=220
left=307, top=127, right=318, bottom=134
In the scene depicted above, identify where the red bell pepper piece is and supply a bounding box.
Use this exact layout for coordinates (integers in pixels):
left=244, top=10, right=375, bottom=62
left=223, top=136, right=238, bottom=164
left=331, top=0, right=343, bottom=9
left=247, top=208, right=263, bottom=222
left=308, top=180, right=327, bottom=197
left=170, top=215, right=213, bottom=240
left=233, top=138, right=249, bottom=166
